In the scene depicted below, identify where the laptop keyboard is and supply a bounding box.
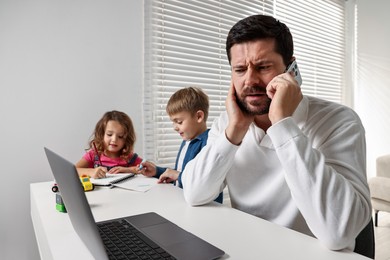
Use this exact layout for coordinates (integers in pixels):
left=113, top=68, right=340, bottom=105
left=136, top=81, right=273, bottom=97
left=97, top=219, right=176, bottom=260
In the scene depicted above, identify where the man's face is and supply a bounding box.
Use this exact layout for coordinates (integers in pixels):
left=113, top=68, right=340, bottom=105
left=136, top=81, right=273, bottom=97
left=230, top=38, right=286, bottom=115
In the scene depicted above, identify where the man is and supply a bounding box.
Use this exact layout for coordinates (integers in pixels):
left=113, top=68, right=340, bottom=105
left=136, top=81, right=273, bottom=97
left=182, top=14, right=373, bottom=255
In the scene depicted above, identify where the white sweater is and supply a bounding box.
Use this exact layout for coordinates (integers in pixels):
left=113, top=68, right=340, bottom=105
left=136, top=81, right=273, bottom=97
left=182, top=96, right=372, bottom=251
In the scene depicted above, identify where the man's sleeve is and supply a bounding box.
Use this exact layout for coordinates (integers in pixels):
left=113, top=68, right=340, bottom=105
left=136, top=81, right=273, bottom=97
left=182, top=113, right=237, bottom=205
left=268, top=117, right=371, bottom=250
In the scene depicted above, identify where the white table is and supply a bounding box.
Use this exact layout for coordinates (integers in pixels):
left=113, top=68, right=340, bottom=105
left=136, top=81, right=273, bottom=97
left=31, top=181, right=370, bottom=259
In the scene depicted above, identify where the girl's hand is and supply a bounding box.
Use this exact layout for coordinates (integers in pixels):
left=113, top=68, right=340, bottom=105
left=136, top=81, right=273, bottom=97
left=108, top=166, right=132, bottom=174
left=92, top=166, right=107, bottom=179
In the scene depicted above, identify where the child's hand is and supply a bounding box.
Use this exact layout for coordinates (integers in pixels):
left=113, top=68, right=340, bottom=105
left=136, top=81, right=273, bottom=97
left=158, top=169, right=179, bottom=183
left=92, top=166, right=107, bottom=179
left=108, top=166, right=129, bottom=174
left=138, top=161, right=157, bottom=177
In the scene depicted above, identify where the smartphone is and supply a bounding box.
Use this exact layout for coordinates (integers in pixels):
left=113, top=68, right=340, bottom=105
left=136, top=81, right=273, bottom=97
left=286, top=60, right=302, bottom=86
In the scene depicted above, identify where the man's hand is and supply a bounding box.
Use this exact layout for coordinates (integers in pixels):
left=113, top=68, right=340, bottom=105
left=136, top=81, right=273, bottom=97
left=266, top=72, right=303, bottom=125
left=225, top=81, right=254, bottom=145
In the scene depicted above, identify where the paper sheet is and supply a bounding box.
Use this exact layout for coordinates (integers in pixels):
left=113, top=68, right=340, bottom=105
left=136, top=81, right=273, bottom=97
left=112, top=174, right=158, bottom=192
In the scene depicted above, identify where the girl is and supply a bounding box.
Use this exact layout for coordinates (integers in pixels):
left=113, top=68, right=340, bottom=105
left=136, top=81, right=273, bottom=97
left=76, top=110, right=142, bottom=178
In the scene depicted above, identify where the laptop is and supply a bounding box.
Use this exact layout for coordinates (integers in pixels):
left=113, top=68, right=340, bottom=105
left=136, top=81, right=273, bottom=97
left=44, top=147, right=225, bottom=260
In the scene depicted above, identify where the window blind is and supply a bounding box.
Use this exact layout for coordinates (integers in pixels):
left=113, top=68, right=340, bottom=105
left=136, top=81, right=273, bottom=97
left=144, top=0, right=346, bottom=167
left=274, top=0, right=345, bottom=102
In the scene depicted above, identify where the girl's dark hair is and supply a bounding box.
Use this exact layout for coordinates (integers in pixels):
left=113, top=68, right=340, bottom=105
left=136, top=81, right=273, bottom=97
left=89, top=110, right=136, bottom=159
left=226, top=14, right=294, bottom=66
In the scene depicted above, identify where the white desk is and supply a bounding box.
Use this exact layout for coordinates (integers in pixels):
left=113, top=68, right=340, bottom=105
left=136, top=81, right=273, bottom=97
left=31, top=181, right=369, bottom=260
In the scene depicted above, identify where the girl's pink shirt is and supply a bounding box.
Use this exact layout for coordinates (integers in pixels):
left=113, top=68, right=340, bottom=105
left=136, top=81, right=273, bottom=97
left=82, top=149, right=142, bottom=168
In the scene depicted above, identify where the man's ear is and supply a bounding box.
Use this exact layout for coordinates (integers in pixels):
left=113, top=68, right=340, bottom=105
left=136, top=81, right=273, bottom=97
left=285, top=56, right=296, bottom=71
left=196, top=110, right=205, bottom=122
left=288, top=56, right=296, bottom=65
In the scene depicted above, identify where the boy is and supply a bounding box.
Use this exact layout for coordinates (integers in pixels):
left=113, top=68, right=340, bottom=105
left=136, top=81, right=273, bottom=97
left=139, top=87, right=223, bottom=203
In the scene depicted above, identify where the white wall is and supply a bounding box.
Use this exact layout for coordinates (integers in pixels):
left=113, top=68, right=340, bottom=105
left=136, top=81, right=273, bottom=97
left=0, top=1, right=143, bottom=259
left=355, top=0, right=390, bottom=179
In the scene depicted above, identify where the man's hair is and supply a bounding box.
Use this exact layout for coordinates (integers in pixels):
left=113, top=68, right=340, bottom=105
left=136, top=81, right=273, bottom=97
left=166, top=87, right=209, bottom=121
left=226, top=14, right=294, bottom=66
left=89, top=110, right=136, bottom=159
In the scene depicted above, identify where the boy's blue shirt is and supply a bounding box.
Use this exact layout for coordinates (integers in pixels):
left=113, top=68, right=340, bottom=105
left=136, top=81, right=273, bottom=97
left=155, top=129, right=223, bottom=203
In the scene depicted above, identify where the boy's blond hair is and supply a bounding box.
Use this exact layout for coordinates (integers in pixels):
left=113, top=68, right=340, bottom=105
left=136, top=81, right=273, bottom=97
left=166, top=87, right=209, bottom=122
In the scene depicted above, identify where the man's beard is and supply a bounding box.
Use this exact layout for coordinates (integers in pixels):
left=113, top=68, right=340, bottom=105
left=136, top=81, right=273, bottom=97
left=236, top=86, right=271, bottom=116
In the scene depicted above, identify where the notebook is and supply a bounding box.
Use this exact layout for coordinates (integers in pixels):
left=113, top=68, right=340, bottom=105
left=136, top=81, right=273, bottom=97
left=44, top=147, right=225, bottom=260
left=90, top=173, right=135, bottom=186
left=92, top=173, right=158, bottom=192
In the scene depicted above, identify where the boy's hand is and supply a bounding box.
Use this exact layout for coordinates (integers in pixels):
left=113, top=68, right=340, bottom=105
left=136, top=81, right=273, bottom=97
left=138, top=161, right=157, bottom=177
left=158, top=169, right=179, bottom=183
